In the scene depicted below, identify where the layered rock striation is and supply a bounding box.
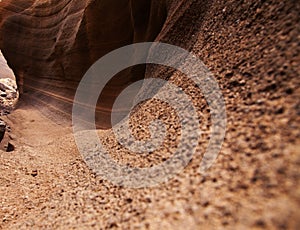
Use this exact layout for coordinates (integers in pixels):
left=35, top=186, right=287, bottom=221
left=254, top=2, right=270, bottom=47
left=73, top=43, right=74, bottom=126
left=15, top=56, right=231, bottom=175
left=0, top=0, right=167, bottom=128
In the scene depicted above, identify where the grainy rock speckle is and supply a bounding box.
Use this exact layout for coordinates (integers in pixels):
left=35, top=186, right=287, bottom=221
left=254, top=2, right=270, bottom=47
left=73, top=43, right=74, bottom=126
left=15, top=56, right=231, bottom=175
left=0, top=0, right=299, bottom=229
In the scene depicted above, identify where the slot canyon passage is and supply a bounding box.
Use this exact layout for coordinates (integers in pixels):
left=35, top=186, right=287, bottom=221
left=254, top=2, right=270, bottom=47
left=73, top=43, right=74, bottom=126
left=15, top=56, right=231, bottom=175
left=0, top=0, right=299, bottom=228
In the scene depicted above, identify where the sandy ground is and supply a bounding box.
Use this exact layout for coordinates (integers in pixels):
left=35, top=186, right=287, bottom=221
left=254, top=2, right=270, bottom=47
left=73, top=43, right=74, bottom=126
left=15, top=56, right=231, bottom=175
left=0, top=86, right=299, bottom=230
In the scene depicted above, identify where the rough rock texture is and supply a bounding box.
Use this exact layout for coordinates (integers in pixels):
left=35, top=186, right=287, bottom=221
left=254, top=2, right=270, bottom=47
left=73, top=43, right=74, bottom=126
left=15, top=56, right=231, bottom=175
left=0, top=0, right=300, bottom=229
left=0, top=50, right=15, bottom=81
left=0, top=50, right=18, bottom=114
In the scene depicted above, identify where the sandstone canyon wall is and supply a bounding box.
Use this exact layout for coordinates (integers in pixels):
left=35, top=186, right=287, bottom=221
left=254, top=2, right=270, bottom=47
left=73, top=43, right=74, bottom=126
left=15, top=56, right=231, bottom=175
left=0, top=0, right=299, bottom=129
left=0, top=0, right=167, bottom=128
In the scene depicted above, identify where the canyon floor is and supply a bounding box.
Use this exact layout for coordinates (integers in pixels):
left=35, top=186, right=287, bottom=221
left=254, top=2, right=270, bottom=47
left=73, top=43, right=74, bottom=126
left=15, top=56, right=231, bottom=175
left=0, top=85, right=299, bottom=229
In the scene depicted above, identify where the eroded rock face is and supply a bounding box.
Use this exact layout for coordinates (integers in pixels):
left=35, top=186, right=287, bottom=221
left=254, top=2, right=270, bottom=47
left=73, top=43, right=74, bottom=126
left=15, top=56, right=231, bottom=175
left=0, top=0, right=167, bottom=128
left=0, top=50, right=18, bottom=113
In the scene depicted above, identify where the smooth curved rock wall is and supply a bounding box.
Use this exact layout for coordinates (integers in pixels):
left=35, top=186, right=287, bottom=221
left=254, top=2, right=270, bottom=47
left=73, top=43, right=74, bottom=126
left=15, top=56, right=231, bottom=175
left=0, top=0, right=167, bottom=128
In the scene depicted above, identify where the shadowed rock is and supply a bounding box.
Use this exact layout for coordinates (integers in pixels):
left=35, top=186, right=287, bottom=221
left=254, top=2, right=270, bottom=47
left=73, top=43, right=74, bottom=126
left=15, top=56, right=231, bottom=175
left=0, top=0, right=167, bottom=128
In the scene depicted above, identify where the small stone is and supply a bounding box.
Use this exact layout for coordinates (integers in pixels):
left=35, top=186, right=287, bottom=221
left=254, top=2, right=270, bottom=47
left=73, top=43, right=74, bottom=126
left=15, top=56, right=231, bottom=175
left=125, top=198, right=133, bottom=203
left=0, top=120, right=6, bottom=143
left=224, top=70, right=234, bottom=78
left=275, top=107, right=284, bottom=114
left=5, top=142, right=14, bottom=152
left=31, top=170, right=38, bottom=177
